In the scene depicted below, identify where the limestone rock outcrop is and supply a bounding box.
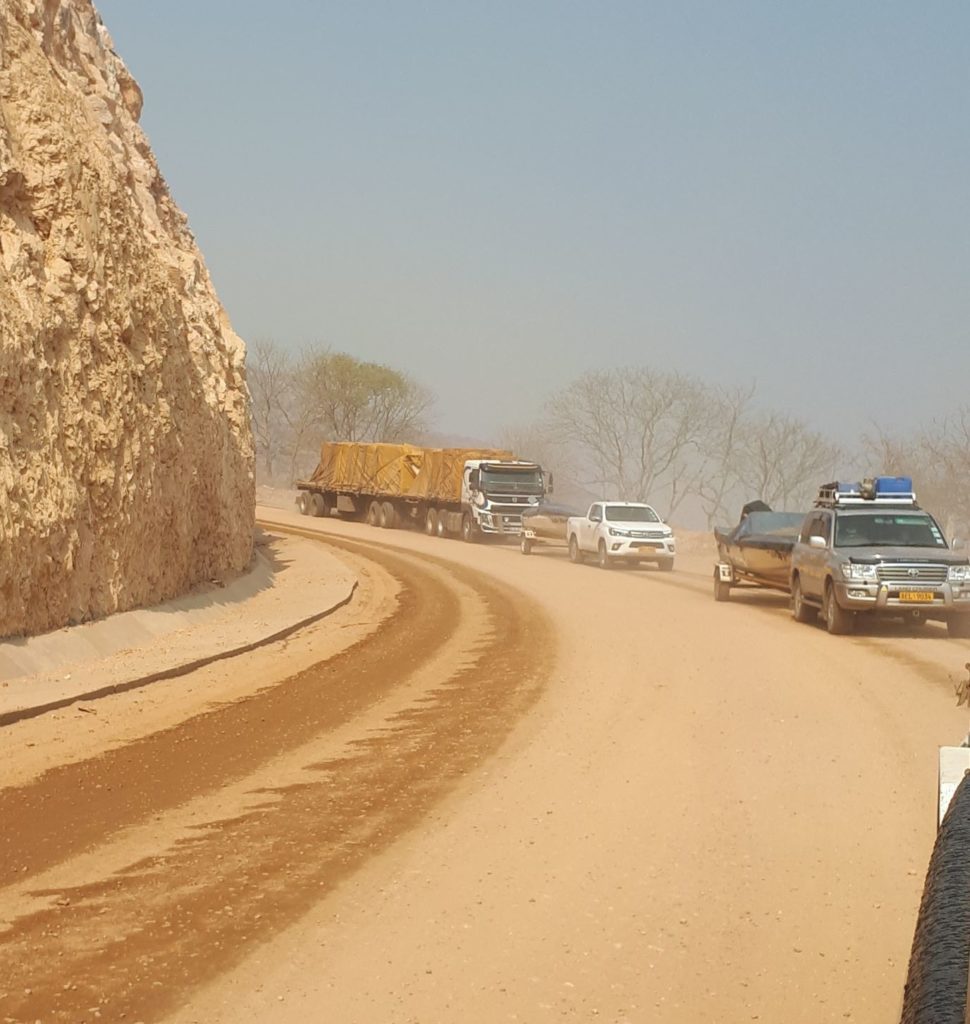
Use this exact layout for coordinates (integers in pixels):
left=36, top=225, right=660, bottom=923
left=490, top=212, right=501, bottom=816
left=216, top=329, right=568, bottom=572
left=0, top=0, right=254, bottom=638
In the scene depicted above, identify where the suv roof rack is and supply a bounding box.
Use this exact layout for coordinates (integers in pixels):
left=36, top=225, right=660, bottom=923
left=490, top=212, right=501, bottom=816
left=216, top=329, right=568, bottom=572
left=815, top=476, right=919, bottom=509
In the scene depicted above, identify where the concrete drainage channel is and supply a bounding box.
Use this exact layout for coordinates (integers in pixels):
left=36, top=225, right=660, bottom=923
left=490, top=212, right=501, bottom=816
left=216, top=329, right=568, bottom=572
left=0, top=526, right=357, bottom=728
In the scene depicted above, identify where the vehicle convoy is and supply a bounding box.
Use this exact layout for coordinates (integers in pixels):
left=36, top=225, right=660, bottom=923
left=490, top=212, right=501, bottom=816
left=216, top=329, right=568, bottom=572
left=519, top=502, right=585, bottom=555
left=565, top=501, right=676, bottom=570
left=714, top=500, right=807, bottom=601
left=788, top=476, right=970, bottom=637
left=295, top=441, right=548, bottom=541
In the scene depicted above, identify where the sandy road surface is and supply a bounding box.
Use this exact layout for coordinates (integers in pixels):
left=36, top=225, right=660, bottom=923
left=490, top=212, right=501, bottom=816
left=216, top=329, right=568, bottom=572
left=2, top=509, right=969, bottom=1023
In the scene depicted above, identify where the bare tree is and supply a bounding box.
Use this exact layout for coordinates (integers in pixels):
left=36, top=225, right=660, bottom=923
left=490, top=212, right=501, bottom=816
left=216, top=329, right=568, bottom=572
left=246, top=338, right=293, bottom=482
left=285, top=350, right=434, bottom=480
left=734, top=412, right=841, bottom=509
left=695, top=383, right=757, bottom=527
left=869, top=410, right=970, bottom=539
left=546, top=368, right=715, bottom=518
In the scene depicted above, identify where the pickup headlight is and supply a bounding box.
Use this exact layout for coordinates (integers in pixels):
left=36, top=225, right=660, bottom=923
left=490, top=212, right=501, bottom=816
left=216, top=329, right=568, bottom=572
left=608, top=528, right=629, bottom=537
left=948, top=565, right=970, bottom=582
left=841, top=563, right=877, bottom=581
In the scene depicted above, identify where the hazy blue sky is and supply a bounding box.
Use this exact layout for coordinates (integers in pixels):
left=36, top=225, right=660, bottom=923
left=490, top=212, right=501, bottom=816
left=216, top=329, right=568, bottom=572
left=95, top=1, right=968, bottom=445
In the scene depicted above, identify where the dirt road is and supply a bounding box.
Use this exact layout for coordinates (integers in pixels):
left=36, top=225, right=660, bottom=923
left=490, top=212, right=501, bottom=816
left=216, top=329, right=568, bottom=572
left=2, top=510, right=967, bottom=1023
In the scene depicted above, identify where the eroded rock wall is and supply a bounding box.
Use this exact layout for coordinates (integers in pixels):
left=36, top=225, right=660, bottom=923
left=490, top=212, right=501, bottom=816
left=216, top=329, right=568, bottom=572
left=0, top=0, right=254, bottom=638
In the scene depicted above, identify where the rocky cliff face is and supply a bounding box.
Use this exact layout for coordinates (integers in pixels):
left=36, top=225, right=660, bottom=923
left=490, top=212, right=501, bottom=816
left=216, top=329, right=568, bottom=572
left=0, top=0, right=254, bottom=638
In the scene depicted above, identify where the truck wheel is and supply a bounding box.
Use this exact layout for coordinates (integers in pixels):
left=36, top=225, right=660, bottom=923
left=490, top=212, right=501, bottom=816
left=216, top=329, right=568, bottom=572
left=521, top=536, right=533, bottom=555
left=597, top=541, right=612, bottom=570
left=790, top=575, right=815, bottom=623
left=297, top=492, right=311, bottom=516
left=823, top=582, right=854, bottom=635
left=436, top=513, right=448, bottom=538
left=899, top=771, right=970, bottom=1024
left=568, top=536, right=584, bottom=565
left=461, top=514, right=477, bottom=543
left=713, top=571, right=731, bottom=602
left=366, top=500, right=381, bottom=527
left=425, top=508, right=437, bottom=535
left=380, top=501, right=397, bottom=529
left=947, top=615, right=970, bottom=639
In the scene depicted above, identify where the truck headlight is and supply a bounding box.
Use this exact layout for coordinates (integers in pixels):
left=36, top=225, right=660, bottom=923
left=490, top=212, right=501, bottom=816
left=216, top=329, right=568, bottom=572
left=948, top=565, right=970, bottom=582
left=841, top=564, right=877, bottom=581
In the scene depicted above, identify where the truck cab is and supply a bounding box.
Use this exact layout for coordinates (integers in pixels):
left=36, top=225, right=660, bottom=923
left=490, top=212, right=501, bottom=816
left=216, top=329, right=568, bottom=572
left=462, top=460, right=546, bottom=537
left=789, top=476, right=970, bottom=636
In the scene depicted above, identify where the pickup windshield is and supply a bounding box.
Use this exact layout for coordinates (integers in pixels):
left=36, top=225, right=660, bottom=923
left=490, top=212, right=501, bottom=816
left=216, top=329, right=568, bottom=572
left=834, top=513, right=947, bottom=548
left=480, top=469, right=543, bottom=495
left=604, top=506, right=660, bottom=523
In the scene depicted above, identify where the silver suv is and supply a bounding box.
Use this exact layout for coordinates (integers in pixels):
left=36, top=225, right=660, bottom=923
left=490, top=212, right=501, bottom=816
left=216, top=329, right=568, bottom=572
left=789, top=477, right=970, bottom=637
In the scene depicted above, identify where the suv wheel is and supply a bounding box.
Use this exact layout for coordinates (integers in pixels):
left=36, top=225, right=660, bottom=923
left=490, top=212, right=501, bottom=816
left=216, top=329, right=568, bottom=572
left=823, top=582, right=854, bottom=635
left=791, top=576, right=815, bottom=624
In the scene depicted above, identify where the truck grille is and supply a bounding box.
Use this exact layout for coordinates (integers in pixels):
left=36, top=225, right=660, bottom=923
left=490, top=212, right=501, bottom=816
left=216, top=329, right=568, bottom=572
left=876, top=564, right=948, bottom=585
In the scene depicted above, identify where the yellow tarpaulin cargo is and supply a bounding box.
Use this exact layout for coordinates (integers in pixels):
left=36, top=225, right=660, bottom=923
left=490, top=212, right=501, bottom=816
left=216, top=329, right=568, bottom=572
left=308, top=442, right=423, bottom=498
left=306, top=443, right=515, bottom=504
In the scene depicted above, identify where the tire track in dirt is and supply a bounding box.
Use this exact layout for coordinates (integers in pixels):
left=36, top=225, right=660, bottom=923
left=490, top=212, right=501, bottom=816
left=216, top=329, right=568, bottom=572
left=0, top=531, right=553, bottom=1024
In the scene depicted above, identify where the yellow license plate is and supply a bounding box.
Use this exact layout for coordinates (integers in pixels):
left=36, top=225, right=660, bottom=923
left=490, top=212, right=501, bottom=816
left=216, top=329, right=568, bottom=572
left=899, top=591, right=934, bottom=602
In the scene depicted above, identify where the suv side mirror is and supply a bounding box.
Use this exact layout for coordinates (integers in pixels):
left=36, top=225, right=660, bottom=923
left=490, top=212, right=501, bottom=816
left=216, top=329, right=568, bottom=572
left=546, top=472, right=554, bottom=495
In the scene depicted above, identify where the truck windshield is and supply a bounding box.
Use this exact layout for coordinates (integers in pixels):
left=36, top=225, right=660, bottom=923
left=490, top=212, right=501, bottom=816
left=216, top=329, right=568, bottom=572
left=834, top=513, right=947, bottom=548
left=480, top=470, right=544, bottom=495
left=605, top=506, right=660, bottom=523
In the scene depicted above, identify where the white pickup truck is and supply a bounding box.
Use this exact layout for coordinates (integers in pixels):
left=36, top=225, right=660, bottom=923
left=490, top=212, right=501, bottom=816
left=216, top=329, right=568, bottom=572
left=566, top=501, right=676, bottom=570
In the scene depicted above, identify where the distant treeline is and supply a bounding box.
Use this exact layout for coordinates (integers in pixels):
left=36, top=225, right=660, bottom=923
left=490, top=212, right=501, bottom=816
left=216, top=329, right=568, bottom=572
left=248, top=341, right=970, bottom=533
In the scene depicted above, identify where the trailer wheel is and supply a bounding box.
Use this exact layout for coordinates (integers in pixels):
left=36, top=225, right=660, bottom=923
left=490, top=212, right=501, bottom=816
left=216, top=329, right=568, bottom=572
left=297, top=492, right=311, bottom=516
left=311, top=493, right=328, bottom=517
left=379, top=501, right=398, bottom=529
left=366, top=500, right=381, bottom=527
left=425, top=508, right=437, bottom=535
left=521, top=536, right=533, bottom=555
left=899, top=771, right=970, bottom=1024
left=713, top=571, right=731, bottom=602
left=461, top=514, right=477, bottom=543
left=436, top=513, right=448, bottom=538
